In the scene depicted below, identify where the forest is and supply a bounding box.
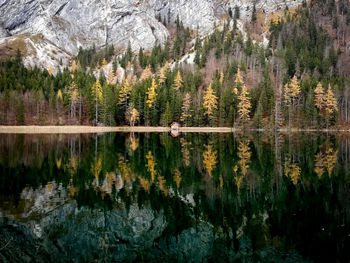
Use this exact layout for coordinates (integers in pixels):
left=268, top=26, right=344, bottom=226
left=0, top=0, right=349, bottom=129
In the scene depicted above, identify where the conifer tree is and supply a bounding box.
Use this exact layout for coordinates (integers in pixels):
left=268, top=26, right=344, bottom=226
left=237, top=84, right=252, bottom=122
left=234, top=68, right=243, bottom=89
left=162, top=101, right=172, bottom=125
left=284, top=75, right=301, bottom=128
left=118, top=77, right=132, bottom=108
left=173, top=70, right=183, bottom=91
left=181, top=92, right=193, bottom=125
left=314, top=82, right=325, bottom=111
left=325, top=84, right=338, bottom=114
left=146, top=78, right=157, bottom=108
left=203, top=83, right=218, bottom=123
left=324, top=84, right=338, bottom=127
left=102, top=58, right=107, bottom=67
left=130, top=108, right=139, bottom=126
left=140, top=65, right=153, bottom=80
left=107, top=70, right=115, bottom=85
left=158, top=62, right=169, bottom=85
left=71, top=60, right=78, bottom=71
left=91, top=79, right=103, bottom=125
left=219, top=72, right=224, bottom=86
left=67, top=81, right=79, bottom=118
left=48, top=66, right=53, bottom=76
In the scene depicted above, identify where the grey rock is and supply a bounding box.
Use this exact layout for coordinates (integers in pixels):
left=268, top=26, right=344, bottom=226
left=0, top=0, right=304, bottom=58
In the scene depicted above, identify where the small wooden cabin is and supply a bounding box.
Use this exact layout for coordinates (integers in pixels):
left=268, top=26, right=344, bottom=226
left=171, top=122, right=181, bottom=131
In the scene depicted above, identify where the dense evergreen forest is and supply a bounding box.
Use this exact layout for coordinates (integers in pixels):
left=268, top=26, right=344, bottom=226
left=0, top=0, right=349, bottom=129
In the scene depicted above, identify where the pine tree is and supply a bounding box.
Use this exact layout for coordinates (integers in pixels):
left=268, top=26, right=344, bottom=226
left=203, top=83, right=218, bottom=123
left=237, top=84, right=252, bottom=122
left=146, top=78, right=157, bottom=108
left=173, top=70, right=183, bottom=91
left=162, top=101, right=172, bottom=125
left=91, top=79, right=103, bottom=125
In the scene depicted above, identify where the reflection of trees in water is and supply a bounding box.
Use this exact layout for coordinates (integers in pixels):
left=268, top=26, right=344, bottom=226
left=202, top=144, right=217, bottom=177
left=284, top=158, right=301, bottom=185
left=180, top=138, right=191, bottom=167
left=145, top=151, right=157, bottom=182
left=173, top=169, right=182, bottom=189
left=1, top=133, right=350, bottom=262
left=314, top=146, right=338, bottom=178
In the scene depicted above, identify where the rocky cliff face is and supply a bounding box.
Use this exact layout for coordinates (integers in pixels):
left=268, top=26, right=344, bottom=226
left=0, top=0, right=303, bottom=68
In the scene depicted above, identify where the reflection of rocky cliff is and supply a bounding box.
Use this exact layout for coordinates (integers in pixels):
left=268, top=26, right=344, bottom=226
left=0, top=192, right=216, bottom=262
left=0, top=182, right=310, bottom=263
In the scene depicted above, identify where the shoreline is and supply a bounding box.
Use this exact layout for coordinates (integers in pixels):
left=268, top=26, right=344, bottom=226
left=0, top=126, right=349, bottom=134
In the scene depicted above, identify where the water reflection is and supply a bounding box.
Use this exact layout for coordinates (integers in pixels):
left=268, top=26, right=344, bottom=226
left=0, top=132, right=349, bottom=262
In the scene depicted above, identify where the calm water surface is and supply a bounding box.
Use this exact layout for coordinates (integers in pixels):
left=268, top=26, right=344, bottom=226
left=0, top=132, right=349, bottom=262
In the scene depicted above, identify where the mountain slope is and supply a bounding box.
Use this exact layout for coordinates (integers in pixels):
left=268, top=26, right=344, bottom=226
left=0, top=0, right=303, bottom=66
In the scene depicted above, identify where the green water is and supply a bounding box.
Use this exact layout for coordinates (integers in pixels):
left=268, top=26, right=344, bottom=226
left=0, top=132, right=349, bottom=262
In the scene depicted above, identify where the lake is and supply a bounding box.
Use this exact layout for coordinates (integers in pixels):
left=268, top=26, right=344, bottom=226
left=0, top=132, right=349, bottom=262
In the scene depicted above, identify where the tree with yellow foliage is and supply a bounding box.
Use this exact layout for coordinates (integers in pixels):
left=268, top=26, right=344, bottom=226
left=91, top=79, right=103, bottom=125
left=146, top=78, right=157, bottom=108
left=237, top=84, right=251, bottom=123
left=48, top=66, right=53, bottom=75
left=284, top=75, right=301, bottom=129
left=173, top=70, right=183, bottom=91
left=219, top=72, right=224, bottom=86
left=158, top=62, right=169, bottom=85
left=130, top=108, right=139, bottom=126
left=180, top=92, right=193, bottom=125
left=57, top=89, right=63, bottom=102
left=118, top=77, right=132, bottom=108
left=203, top=83, right=218, bottom=124
left=235, top=68, right=243, bottom=88
left=140, top=65, right=153, bottom=80
left=107, top=70, right=115, bottom=85
left=71, top=60, right=79, bottom=71
left=203, top=144, right=217, bottom=177
left=67, top=81, right=79, bottom=118
left=314, top=82, right=325, bottom=111
left=102, top=58, right=107, bottom=67
left=324, top=84, right=338, bottom=127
